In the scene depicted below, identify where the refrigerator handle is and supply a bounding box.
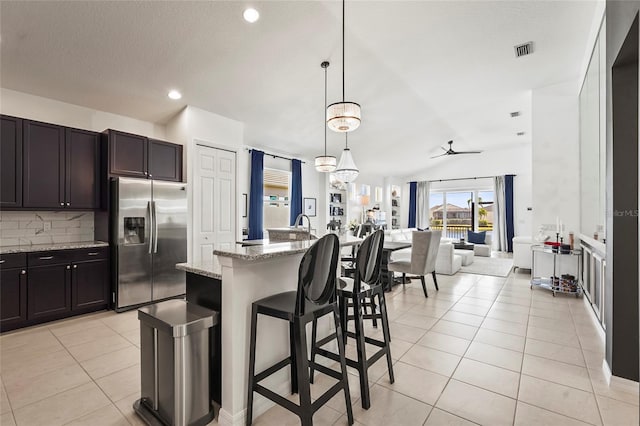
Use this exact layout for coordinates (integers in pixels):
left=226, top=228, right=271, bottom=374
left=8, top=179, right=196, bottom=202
left=153, top=200, right=159, bottom=253
left=148, top=201, right=153, bottom=254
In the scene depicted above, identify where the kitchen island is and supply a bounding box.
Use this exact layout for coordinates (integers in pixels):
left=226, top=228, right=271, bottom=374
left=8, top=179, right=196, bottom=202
left=176, top=235, right=361, bottom=426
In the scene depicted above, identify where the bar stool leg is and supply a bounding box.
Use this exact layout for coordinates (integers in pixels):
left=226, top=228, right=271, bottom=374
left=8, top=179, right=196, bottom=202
left=432, top=271, right=439, bottom=291
left=332, top=304, right=354, bottom=425
left=289, top=322, right=299, bottom=393
left=309, top=317, right=317, bottom=384
left=377, top=290, right=395, bottom=384
left=352, top=296, right=371, bottom=409
left=246, top=305, right=258, bottom=426
left=293, top=317, right=313, bottom=426
left=339, top=295, right=348, bottom=345
left=370, top=297, right=378, bottom=327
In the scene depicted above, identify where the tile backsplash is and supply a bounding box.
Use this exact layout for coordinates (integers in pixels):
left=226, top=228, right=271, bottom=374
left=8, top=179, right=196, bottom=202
left=0, top=211, right=95, bottom=246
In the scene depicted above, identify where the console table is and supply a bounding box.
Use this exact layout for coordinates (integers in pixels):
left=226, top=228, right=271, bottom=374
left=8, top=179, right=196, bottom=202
left=530, top=245, right=583, bottom=297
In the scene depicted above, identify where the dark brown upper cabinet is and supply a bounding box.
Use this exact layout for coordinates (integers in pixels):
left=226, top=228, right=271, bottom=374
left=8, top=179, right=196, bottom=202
left=23, top=120, right=66, bottom=208
left=23, top=120, right=100, bottom=209
left=106, top=130, right=182, bottom=182
left=0, top=115, right=23, bottom=208
left=149, top=139, right=183, bottom=182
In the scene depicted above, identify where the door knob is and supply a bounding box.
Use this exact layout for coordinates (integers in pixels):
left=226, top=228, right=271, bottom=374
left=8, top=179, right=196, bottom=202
left=73, top=265, right=77, bottom=269
left=66, top=203, right=70, bottom=206
left=66, top=265, right=71, bottom=270
left=60, top=202, right=64, bottom=206
left=21, top=270, right=26, bottom=275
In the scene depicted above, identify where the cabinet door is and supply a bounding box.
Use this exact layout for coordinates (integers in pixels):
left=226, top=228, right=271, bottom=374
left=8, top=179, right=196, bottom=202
left=149, top=139, right=182, bottom=182
left=27, top=264, right=71, bottom=320
left=108, top=130, right=148, bottom=178
left=23, top=120, right=65, bottom=208
left=71, top=259, right=109, bottom=311
left=0, top=115, right=23, bottom=208
left=0, top=268, right=27, bottom=330
left=66, top=128, right=100, bottom=209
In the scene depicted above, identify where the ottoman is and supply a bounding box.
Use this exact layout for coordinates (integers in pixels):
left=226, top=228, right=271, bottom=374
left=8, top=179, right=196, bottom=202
left=455, top=249, right=475, bottom=266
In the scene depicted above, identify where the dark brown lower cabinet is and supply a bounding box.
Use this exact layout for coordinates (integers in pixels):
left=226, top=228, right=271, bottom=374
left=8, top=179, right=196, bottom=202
left=0, top=267, right=27, bottom=329
left=27, top=264, right=72, bottom=322
left=72, top=259, right=109, bottom=311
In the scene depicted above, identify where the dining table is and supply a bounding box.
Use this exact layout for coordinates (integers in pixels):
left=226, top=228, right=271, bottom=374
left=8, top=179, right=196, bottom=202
left=379, top=240, right=412, bottom=291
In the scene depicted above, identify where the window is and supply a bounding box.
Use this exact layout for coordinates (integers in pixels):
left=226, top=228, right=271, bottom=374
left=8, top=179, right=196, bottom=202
left=429, top=189, right=494, bottom=239
left=263, top=168, right=290, bottom=230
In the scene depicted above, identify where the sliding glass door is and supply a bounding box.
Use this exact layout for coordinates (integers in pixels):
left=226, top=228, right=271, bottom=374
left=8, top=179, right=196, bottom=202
left=429, top=189, right=494, bottom=240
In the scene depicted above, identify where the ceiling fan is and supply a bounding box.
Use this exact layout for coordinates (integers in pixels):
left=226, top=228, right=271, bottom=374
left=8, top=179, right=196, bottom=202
left=431, top=140, right=483, bottom=158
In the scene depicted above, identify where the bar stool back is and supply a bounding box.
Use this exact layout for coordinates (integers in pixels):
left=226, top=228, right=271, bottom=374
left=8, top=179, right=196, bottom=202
left=246, top=234, right=353, bottom=426
left=310, top=230, right=394, bottom=409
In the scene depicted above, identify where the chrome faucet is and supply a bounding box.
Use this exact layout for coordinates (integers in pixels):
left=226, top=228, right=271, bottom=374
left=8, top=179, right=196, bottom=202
left=294, top=214, right=312, bottom=240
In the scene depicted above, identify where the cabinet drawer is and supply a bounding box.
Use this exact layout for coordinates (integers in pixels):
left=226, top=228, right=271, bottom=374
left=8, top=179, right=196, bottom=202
left=0, top=253, right=27, bottom=269
left=70, top=247, right=109, bottom=262
left=28, top=250, right=72, bottom=267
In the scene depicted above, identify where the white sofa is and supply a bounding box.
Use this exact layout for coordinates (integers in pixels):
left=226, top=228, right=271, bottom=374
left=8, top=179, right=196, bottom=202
left=385, top=229, right=462, bottom=275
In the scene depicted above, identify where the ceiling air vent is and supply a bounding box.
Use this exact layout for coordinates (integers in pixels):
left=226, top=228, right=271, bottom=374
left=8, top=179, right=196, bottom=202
left=514, top=42, right=534, bottom=58
left=517, top=131, right=526, bottom=136
left=510, top=111, right=521, bottom=118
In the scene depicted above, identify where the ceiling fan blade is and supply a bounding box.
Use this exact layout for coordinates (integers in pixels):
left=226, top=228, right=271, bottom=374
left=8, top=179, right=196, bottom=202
left=430, top=152, right=448, bottom=159
left=440, top=146, right=448, bottom=152
left=452, top=150, right=483, bottom=155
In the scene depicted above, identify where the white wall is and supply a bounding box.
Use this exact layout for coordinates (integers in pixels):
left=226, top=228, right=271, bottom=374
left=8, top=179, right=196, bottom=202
left=406, top=143, right=533, bottom=237
left=0, top=88, right=166, bottom=138
left=531, top=80, right=580, bottom=238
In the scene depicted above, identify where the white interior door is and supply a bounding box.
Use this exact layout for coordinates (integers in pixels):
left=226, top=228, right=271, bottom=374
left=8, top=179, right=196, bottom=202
left=193, top=144, right=236, bottom=263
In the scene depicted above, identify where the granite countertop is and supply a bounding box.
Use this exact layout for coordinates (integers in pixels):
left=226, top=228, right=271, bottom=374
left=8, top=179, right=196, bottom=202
left=176, top=261, right=222, bottom=280
left=213, top=235, right=362, bottom=261
left=0, top=241, right=109, bottom=255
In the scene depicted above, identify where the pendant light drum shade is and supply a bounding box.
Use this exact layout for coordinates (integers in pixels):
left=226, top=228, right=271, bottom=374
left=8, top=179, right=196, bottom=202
left=334, top=147, right=359, bottom=183
left=315, top=156, right=337, bottom=172
left=326, top=101, right=361, bottom=132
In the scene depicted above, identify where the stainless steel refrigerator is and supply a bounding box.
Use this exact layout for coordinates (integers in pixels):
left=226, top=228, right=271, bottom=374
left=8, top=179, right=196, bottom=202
left=112, top=177, right=187, bottom=311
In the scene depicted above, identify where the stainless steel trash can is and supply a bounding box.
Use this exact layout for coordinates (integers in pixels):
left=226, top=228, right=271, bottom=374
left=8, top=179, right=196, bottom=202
left=134, top=299, right=219, bottom=426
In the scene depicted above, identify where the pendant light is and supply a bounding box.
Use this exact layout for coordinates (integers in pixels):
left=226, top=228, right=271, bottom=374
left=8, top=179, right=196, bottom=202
left=315, top=61, right=337, bottom=172
left=334, top=133, right=359, bottom=182
left=326, top=0, right=361, bottom=133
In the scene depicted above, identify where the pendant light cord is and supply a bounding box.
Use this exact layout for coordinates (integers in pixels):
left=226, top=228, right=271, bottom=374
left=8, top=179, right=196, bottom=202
left=324, top=64, right=328, bottom=156
left=342, top=0, right=345, bottom=102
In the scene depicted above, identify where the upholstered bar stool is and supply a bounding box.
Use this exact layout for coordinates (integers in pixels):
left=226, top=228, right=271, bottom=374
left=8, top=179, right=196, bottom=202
left=388, top=230, right=442, bottom=298
left=246, top=234, right=353, bottom=426
left=309, top=230, right=394, bottom=409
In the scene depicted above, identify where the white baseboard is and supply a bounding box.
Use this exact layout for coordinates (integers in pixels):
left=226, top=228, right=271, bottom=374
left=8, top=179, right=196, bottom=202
left=601, top=358, right=640, bottom=390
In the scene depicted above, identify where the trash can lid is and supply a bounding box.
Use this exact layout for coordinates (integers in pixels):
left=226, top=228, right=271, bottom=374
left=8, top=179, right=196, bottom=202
left=138, top=299, right=219, bottom=337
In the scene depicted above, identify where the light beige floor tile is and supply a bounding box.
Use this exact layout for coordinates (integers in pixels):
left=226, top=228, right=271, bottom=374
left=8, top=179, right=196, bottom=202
left=113, top=392, right=146, bottom=426
left=65, top=403, right=130, bottom=426
left=66, top=334, right=133, bottom=362
left=100, top=311, right=140, bottom=334
left=474, top=328, right=525, bottom=352
left=48, top=316, right=106, bottom=337
left=578, top=334, right=605, bottom=353
left=518, top=375, right=602, bottom=425
left=389, top=338, right=413, bottom=360
left=399, top=345, right=461, bottom=377
left=453, top=358, right=520, bottom=398
left=522, top=354, right=593, bottom=392
left=253, top=399, right=342, bottom=425
left=514, top=401, right=592, bottom=425
left=486, top=307, right=529, bottom=324
left=441, top=311, right=485, bottom=327
left=491, top=302, right=531, bottom=314
left=495, top=295, right=531, bottom=307
left=450, top=302, right=490, bottom=317
left=424, top=408, right=478, bottom=426
left=529, top=306, right=573, bottom=321
left=378, top=361, right=449, bottom=405
left=407, top=304, right=449, bottom=318
left=525, top=338, right=585, bottom=367
left=1, top=349, right=77, bottom=384
left=394, top=312, right=438, bottom=330
left=12, top=382, right=111, bottom=426
left=0, top=377, right=11, bottom=415
left=387, top=321, right=428, bottom=343
left=310, top=369, right=362, bottom=413
left=589, top=368, right=640, bottom=406
left=431, top=320, right=478, bottom=340
left=96, top=364, right=141, bottom=402
left=458, top=297, right=494, bottom=308
left=582, top=349, right=605, bottom=370
left=57, top=324, right=119, bottom=348
left=416, top=331, right=471, bottom=356
left=1, top=412, right=16, bottom=426
left=527, top=325, right=581, bottom=348
left=352, top=384, right=432, bottom=426
left=465, top=341, right=523, bottom=372
left=436, top=379, right=516, bottom=426
left=0, top=329, right=59, bottom=352
left=596, top=395, right=639, bottom=426
left=528, top=315, right=576, bottom=333
left=481, top=317, right=527, bottom=337
left=346, top=356, right=395, bottom=384
left=81, top=346, right=141, bottom=380
left=5, top=364, right=91, bottom=409
left=120, top=329, right=141, bottom=347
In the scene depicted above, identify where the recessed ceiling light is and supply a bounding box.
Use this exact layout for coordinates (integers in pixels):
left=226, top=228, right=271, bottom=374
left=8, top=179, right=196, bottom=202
left=167, top=90, right=182, bottom=100
left=243, top=8, right=259, bottom=23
